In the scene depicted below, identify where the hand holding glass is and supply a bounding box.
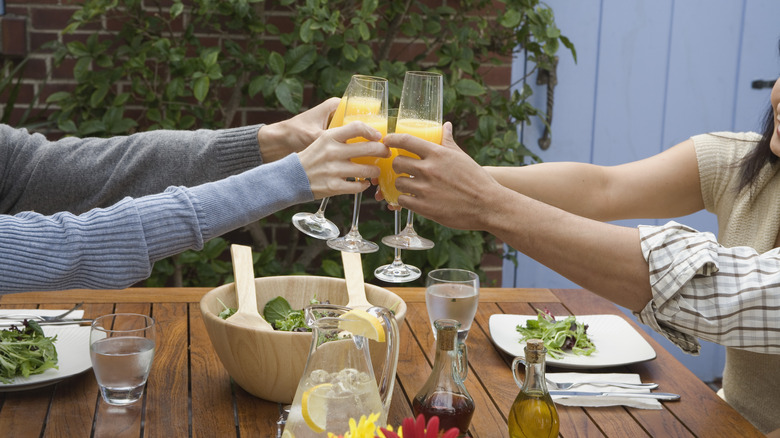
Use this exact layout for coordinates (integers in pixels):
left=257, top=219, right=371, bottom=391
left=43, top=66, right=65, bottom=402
left=327, top=75, right=388, bottom=254
left=375, top=109, right=422, bottom=283
left=380, top=71, right=441, bottom=250
left=90, top=313, right=156, bottom=406
left=291, top=88, right=351, bottom=240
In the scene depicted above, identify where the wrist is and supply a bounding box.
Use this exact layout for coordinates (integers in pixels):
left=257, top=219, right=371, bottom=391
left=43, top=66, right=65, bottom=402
left=256, top=121, right=291, bottom=163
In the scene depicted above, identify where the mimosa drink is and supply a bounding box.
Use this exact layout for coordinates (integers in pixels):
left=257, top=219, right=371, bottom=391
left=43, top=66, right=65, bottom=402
left=379, top=118, right=442, bottom=206
left=342, top=96, right=387, bottom=166
left=328, top=98, right=348, bottom=129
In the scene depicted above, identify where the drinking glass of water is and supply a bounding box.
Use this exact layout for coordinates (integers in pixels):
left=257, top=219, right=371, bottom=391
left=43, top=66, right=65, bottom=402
left=90, top=313, right=156, bottom=406
left=425, top=269, right=479, bottom=341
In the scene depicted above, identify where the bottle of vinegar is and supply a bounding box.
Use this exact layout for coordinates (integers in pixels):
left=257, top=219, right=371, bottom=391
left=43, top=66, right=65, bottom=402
left=508, top=339, right=559, bottom=438
left=412, top=319, right=475, bottom=436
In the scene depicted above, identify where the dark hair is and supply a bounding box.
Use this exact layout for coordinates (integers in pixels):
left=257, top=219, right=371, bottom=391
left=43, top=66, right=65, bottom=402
left=737, top=105, right=776, bottom=192
left=737, top=38, right=780, bottom=192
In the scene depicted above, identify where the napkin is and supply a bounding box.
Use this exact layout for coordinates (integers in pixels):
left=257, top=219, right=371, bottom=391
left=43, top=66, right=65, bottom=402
left=547, top=372, right=662, bottom=409
left=0, top=308, right=86, bottom=326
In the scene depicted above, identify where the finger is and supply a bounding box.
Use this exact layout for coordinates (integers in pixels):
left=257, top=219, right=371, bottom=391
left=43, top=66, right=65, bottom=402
left=392, top=153, right=422, bottom=176
left=321, top=97, right=341, bottom=128
left=384, top=132, right=437, bottom=158
left=441, top=122, right=456, bottom=148
left=319, top=178, right=371, bottom=199
left=330, top=121, right=382, bottom=143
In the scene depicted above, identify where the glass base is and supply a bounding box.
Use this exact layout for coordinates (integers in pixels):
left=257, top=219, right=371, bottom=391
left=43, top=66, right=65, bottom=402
left=327, top=235, right=379, bottom=253
left=374, top=262, right=421, bottom=283
left=292, top=212, right=340, bottom=240
left=381, top=232, right=435, bottom=250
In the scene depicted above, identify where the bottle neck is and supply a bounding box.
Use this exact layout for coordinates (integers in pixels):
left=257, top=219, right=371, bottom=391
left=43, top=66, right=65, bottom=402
left=522, top=356, right=548, bottom=393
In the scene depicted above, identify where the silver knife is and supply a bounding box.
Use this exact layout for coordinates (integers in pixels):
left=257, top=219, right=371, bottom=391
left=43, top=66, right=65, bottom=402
left=549, top=390, right=680, bottom=400
left=0, top=319, right=93, bottom=327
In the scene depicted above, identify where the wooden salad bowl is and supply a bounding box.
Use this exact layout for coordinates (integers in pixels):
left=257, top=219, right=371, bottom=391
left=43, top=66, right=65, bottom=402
left=199, top=275, right=407, bottom=403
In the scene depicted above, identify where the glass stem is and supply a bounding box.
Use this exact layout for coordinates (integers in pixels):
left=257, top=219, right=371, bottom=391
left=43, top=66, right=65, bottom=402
left=405, top=209, right=415, bottom=231
left=347, top=192, right=363, bottom=236
left=314, top=197, right=329, bottom=219
left=392, top=210, right=403, bottom=263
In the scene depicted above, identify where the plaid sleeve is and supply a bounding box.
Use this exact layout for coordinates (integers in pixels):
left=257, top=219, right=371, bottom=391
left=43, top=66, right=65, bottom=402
left=636, top=221, right=780, bottom=355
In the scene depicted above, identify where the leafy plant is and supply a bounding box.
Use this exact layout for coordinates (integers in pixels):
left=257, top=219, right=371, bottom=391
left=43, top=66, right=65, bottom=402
left=45, top=0, right=574, bottom=286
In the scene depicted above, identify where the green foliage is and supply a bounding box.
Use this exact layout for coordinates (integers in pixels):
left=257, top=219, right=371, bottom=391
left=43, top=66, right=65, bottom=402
left=47, top=0, right=574, bottom=287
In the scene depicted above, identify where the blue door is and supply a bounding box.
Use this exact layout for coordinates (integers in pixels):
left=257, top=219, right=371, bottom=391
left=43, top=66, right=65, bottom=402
left=507, top=0, right=780, bottom=381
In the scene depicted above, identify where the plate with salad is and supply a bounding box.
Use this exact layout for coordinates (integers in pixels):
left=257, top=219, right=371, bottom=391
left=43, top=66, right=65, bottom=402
left=489, top=312, right=656, bottom=369
left=0, top=322, right=92, bottom=391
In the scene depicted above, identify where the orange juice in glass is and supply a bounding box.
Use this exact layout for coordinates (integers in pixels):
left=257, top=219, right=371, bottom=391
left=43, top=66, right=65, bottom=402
left=343, top=96, right=387, bottom=166
left=379, top=118, right=442, bottom=207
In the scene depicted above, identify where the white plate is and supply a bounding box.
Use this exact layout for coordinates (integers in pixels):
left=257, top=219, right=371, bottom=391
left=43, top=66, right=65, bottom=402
left=0, top=324, right=92, bottom=391
left=489, top=314, right=656, bottom=369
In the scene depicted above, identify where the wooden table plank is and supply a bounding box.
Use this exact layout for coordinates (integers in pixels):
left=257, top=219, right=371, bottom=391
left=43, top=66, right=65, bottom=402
left=145, top=302, right=189, bottom=437
left=189, top=303, right=236, bottom=437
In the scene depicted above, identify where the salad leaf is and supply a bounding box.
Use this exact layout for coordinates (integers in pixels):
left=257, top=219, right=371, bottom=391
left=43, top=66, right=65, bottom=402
left=515, top=309, right=596, bottom=359
left=0, top=320, right=58, bottom=383
left=218, top=295, right=322, bottom=332
left=263, top=296, right=294, bottom=326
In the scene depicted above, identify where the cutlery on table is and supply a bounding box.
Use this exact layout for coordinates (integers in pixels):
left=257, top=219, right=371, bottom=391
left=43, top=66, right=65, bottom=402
left=546, top=379, right=658, bottom=390
left=549, top=390, right=680, bottom=400
left=0, top=319, right=93, bottom=327
left=0, top=302, right=83, bottom=322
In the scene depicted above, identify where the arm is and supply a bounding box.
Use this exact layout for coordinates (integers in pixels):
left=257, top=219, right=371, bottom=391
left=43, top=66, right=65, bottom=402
left=0, top=98, right=339, bottom=216
left=0, top=122, right=387, bottom=292
left=485, top=138, right=704, bottom=221
left=387, top=123, right=651, bottom=311
left=388, top=124, right=780, bottom=354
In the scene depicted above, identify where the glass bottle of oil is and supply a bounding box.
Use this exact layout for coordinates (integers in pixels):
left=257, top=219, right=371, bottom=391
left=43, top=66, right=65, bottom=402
left=412, top=319, right=475, bottom=436
left=508, top=339, right=559, bottom=438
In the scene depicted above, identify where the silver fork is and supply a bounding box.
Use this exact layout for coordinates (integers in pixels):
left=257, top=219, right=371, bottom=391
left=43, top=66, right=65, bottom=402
left=0, top=302, right=83, bottom=322
left=546, top=378, right=658, bottom=390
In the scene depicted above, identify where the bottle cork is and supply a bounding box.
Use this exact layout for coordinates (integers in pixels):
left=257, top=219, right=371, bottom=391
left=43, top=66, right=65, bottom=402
left=525, top=339, right=546, bottom=362
left=434, top=319, right=460, bottom=351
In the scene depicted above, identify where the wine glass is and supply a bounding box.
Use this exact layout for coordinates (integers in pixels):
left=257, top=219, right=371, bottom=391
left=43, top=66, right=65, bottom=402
left=326, top=75, right=388, bottom=253
left=379, top=71, right=441, bottom=250
left=375, top=109, right=422, bottom=283
left=291, top=89, right=350, bottom=240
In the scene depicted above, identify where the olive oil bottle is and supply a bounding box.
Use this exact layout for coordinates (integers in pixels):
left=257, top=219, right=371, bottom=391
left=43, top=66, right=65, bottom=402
left=508, top=339, right=559, bottom=437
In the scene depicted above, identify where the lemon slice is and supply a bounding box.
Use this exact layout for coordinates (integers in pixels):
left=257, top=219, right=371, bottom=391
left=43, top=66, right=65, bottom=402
left=302, top=383, right=331, bottom=433
left=281, top=430, right=294, bottom=438
left=338, top=309, right=385, bottom=342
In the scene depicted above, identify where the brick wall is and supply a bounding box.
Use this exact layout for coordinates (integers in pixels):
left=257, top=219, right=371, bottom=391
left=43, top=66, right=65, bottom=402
left=0, top=0, right=510, bottom=285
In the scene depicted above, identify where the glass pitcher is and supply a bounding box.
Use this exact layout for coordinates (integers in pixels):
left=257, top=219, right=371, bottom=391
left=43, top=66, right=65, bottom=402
left=283, top=304, right=399, bottom=438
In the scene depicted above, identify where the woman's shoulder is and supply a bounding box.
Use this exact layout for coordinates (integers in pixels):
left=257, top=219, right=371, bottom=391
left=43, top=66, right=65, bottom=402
left=692, top=131, right=761, bottom=162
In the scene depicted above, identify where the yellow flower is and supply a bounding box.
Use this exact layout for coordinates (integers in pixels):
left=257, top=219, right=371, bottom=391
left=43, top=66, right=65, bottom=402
left=328, top=412, right=382, bottom=438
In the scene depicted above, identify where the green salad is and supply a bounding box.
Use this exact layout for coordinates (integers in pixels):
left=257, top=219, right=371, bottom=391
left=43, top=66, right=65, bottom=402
left=0, top=320, right=58, bottom=383
left=217, top=296, right=321, bottom=332
left=515, top=309, right=596, bottom=359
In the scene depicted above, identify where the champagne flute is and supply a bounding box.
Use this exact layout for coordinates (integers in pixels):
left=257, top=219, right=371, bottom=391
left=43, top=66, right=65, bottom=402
left=375, top=109, right=421, bottom=283
left=327, top=75, right=388, bottom=253
left=379, top=71, right=441, bottom=250
left=291, top=92, right=350, bottom=239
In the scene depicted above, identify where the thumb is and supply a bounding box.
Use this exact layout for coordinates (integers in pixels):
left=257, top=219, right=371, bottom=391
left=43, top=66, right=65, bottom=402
left=441, top=121, right=459, bottom=150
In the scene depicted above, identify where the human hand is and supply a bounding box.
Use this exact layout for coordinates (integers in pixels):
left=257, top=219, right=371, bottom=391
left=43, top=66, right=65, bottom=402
left=373, top=185, right=402, bottom=210
left=384, top=122, right=505, bottom=230
left=256, top=97, right=340, bottom=163
left=298, top=121, right=390, bottom=199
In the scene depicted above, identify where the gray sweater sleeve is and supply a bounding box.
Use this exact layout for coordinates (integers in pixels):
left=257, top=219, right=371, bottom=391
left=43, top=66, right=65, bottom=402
left=0, top=154, right=313, bottom=293
left=0, top=124, right=264, bottom=215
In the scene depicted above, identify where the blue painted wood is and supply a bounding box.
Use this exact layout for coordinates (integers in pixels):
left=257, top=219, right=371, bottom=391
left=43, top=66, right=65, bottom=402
left=505, top=0, right=780, bottom=382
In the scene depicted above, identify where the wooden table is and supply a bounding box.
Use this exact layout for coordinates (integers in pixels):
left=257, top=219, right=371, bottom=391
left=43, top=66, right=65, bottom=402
left=0, top=287, right=763, bottom=437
